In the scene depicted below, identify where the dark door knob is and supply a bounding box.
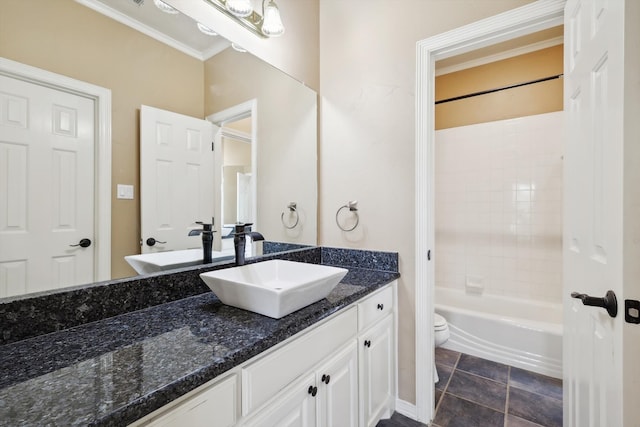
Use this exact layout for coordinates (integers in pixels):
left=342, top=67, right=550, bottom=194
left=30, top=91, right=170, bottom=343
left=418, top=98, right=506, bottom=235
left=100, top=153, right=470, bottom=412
left=70, top=238, right=91, bottom=248
left=146, top=237, right=167, bottom=247
left=307, top=385, right=317, bottom=397
left=322, top=374, right=331, bottom=384
left=571, top=290, right=618, bottom=318
left=364, top=340, right=371, bottom=348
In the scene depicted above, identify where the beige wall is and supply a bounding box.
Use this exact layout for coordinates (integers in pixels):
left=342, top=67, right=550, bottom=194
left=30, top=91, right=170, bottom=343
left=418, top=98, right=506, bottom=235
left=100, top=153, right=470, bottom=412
left=205, top=48, right=318, bottom=245
left=436, top=45, right=564, bottom=129
left=0, top=0, right=204, bottom=279
left=318, top=0, right=535, bottom=405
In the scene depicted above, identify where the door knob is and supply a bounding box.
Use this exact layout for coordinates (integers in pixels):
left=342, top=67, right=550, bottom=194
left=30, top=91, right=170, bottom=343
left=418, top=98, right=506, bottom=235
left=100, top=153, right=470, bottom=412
left=146, top=237, right=166, bottom=247
left=69, top=238, right=91, bottom=248
left=571, top=290, right=618, bottom=318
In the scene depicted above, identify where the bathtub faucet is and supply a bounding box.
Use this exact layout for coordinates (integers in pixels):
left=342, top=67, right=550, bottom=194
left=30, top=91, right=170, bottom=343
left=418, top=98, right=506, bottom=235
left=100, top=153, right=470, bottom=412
left=233, top=223, right=264, bottom=266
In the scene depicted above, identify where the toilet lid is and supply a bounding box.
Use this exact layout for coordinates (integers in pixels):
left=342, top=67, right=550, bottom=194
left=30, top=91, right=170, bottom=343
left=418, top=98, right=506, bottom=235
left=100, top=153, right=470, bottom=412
left=434, top=313, right=447, bottom=328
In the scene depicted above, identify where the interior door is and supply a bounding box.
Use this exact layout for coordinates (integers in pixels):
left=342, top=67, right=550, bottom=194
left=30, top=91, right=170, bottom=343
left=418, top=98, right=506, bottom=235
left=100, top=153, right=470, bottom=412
left=140, top=105, right=218, bottom=254
left=0, top=74, right=95, bottom=297
left=563, top=0, right=640, bottom=426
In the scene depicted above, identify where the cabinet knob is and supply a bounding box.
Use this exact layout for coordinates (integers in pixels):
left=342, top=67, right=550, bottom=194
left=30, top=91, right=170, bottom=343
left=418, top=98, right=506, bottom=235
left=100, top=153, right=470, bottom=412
left=377, top=303, right=384, bottom=310
left=322, top=374, right=331, bottom=384
left=364, top=340, right=371, bottom=348
left=308, top=385, right=318, bottom=397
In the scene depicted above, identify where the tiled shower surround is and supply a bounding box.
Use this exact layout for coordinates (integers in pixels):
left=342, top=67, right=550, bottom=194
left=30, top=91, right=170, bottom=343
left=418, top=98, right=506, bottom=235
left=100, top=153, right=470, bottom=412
left=435, top=112, right=563, bottom=303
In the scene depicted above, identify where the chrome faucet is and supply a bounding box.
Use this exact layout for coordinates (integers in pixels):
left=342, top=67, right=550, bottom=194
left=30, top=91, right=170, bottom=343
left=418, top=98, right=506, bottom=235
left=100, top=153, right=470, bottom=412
left=233, top=223, right=264, bottom=266
left=188, top=220, right=215, bottom=264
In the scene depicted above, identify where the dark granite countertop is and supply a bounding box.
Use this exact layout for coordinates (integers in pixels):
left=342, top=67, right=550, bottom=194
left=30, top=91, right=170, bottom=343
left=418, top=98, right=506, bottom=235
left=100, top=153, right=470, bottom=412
left=0, top=263, right=398, bottom=426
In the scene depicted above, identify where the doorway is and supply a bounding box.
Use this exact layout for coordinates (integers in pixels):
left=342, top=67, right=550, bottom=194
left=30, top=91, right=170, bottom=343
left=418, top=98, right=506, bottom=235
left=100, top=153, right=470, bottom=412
left=414, top=1, right=565, bottom=422
left=207, top=99, right=258, bottom=253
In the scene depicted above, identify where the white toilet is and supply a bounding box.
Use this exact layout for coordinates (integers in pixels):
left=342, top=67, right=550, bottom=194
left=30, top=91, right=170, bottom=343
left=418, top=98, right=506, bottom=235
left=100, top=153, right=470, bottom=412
left=434, top=313, right=450, bottom=383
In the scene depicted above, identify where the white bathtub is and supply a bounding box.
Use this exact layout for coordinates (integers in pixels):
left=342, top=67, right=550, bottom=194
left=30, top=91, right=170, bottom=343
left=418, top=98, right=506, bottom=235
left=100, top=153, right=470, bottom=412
left=435, top=287, right=563, bottom=379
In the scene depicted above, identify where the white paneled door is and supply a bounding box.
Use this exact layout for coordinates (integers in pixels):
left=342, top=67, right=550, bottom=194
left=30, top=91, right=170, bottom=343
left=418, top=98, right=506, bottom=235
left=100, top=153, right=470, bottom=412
left=563, top=0, right=640, bottom=426
left=140, top=105, right=218, bottom=254
left=0, top=75, right=95, bottom=297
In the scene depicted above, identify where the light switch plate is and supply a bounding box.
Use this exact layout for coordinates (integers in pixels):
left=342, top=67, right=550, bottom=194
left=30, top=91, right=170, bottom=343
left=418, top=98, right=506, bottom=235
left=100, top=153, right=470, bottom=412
left=117, top=184, right=134, bottom=200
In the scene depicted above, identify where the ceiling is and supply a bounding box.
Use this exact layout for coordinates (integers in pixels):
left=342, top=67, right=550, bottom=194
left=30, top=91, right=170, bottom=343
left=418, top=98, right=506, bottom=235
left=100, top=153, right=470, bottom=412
left=77, top=0, right=231, bottom=60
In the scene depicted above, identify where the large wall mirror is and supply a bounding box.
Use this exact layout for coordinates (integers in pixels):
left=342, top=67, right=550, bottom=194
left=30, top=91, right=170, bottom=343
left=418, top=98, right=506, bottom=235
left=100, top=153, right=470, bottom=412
left=0, top=0, right=317, bottom=299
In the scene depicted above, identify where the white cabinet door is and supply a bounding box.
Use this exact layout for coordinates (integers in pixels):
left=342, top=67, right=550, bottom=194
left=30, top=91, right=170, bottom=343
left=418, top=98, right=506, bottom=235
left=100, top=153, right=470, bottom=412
left=316, top=341, right=359, bottom=427
left=143, top=374, right=237, bottom=427
left=359, top=315, right=393, bottom=427
left=242, top=307, right=357, bottom=415
left=242, top=373, right=317, bottom=427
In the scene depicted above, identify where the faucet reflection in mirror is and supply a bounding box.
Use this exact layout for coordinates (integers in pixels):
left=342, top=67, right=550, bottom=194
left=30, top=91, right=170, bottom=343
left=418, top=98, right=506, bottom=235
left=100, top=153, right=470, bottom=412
left=204, top=0, right=285, bottom=38
left=188, top=220, right=216, bottom=264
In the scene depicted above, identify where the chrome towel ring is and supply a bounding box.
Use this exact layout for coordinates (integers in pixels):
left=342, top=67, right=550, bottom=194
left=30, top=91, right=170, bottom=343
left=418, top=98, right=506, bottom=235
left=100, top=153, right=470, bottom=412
left=336, top=200, right=359, bottom=232
left=281, top=202, right=300, bottom=229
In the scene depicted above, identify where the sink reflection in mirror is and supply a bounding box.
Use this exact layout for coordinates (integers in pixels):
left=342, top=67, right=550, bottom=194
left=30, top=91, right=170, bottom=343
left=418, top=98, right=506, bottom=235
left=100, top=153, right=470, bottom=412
left=200, top=260, right=348, bottom=319
left=125, top=249, right=235, bottom=275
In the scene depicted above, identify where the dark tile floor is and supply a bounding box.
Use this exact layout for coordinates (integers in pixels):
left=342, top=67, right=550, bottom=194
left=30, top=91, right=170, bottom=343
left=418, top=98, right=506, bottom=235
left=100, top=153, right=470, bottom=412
left=376, top=349, right=563, bottom=427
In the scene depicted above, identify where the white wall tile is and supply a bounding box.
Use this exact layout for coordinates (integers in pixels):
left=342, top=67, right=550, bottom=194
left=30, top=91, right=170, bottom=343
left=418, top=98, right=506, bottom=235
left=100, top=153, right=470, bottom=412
left=434, top=112, right=564, bottom=304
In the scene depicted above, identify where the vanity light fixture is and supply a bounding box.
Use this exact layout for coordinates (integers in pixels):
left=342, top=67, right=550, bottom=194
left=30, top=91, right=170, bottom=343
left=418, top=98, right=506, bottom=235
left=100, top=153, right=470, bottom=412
left=153, top=0, right=179, bottom=14
left=203, top=0, right=285, bottom=38
left=197, top=22, right=218, bottom=36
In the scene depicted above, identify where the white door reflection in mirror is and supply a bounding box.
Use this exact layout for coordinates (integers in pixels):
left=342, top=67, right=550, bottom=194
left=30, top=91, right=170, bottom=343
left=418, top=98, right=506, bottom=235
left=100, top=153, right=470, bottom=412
left=0, top=75, right=95, bottom=297
left=140, top=105, right=219, bottom=254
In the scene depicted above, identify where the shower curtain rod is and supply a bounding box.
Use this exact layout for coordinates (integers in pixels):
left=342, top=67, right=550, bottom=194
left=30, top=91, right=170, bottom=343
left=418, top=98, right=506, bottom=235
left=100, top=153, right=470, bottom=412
left=435, top=74, right=563, bottom=105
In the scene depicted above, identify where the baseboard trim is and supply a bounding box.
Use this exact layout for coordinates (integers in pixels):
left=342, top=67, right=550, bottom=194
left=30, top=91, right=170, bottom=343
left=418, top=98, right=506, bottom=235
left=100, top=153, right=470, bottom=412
left=395, top=398, right=418, bottom=420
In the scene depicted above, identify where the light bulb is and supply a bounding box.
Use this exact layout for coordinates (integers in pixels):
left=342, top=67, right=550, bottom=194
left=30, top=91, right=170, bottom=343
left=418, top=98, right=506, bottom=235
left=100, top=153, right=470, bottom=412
left=231, top=43, right=248, bottom=53
left=262, top=0, right=284, bottom=37
left=153, top=0, right=179, bottom=14
left=225, top=0, right=253, bottom=18
left=197, top=22, right=218, bottom=36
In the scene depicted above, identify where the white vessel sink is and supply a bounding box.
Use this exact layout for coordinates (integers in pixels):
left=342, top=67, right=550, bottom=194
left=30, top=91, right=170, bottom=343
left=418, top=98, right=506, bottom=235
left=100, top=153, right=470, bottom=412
left=125, top=249, right=233, bottom=275
left=199, top=260, right=348, bottom=319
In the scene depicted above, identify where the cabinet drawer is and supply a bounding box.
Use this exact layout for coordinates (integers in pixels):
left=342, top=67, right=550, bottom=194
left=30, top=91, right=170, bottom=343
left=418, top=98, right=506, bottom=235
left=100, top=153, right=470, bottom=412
left=141, top=374, right=238, bottom=427
left=358, top=285, right=393, bottom=332
left=242, top=306, right=357, bottom=415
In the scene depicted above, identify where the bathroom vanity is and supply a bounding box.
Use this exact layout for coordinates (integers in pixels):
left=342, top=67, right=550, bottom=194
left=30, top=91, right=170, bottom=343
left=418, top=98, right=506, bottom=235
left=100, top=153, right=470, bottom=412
left=0, top=247, right=399, bottom=426
left=131, top=283, right=395, bottom=427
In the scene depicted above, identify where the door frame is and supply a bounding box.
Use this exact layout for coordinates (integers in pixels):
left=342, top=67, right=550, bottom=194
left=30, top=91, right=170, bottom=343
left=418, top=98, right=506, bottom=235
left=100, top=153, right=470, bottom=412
left=0, top=57, right=112, bottom=283
left=207, top=99, right=258, bottom=248
left=414, top=0, right=565, bottom=422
